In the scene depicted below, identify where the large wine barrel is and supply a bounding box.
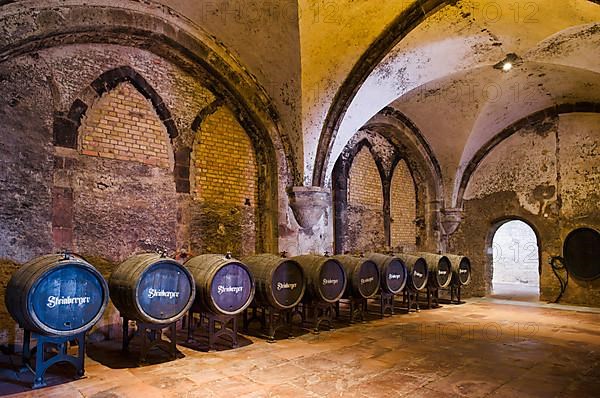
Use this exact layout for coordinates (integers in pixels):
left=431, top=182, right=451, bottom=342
left=5, top=253, right=109, bottom=336
left=416, top=252, right=452, bottom=289
left=368, top=253, right=408, bottom=294
left=445, top=254, right=472, bottom=286
left=185, top=254, right=255, bottom=315
left=241, top=254, right=306, bottom=310
left=395, top=254, right=429, bottom=291
left=109, top=253, right=195, bottom=324
left=292, top=255, right=347, bottom=303
left=333, top=255, right=380, bottom=299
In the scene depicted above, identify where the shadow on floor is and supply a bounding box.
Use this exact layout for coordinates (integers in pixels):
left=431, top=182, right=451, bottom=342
left=0, top=346, right=82, bottom=395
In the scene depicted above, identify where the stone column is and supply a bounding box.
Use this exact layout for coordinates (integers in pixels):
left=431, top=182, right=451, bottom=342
left=284, top=187, right=334, bottom=255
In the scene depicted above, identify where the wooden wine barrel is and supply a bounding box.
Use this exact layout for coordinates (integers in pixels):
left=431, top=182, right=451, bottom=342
left=368, top=253, right=408, bottom=294
left=445, top=254, right=472, bottom=286
left=292, top=255, right=347, bottom=303
left=185, top=254, right=255, bottom=315
left=109, top=253, right=195, bottom=324
left=416, top=252, right=453, bottom=289
left=333, top=255, right=380, bottom=299
left=241, top=254, right=306, bottom=310
left=5, top=253, right=109, bottom=336
left=395, top=254, right=429, bottom=291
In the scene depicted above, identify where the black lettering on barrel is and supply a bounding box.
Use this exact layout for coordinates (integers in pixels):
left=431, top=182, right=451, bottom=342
left=395, top=254, right=429, bottom=291
left=368, top=253, right=408, bottom=294
left=5, top=254, right=109, bottom=336
left=292, top=255, right=347, bottom=303
left=185, top=254, right=255, bottom=316
left=241, top=254, right=306, bottom=310
left=109, top=254, right=195, bottom=324
left=334, top=255, right=380, bottom=299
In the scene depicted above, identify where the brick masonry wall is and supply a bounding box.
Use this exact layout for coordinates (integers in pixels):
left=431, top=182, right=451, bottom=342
left=390, top=159, right=417, bottom=248
left=193, top=107, right=258, bottom=206
left=0, top=44, right=235, bottom=345
left=190, top=106, right=258, bottom=256
left=345, top=147, right=386, bottom=253
left=348, top=147, right=384, bottom=209
left=79, top=82, right=171, bottom=168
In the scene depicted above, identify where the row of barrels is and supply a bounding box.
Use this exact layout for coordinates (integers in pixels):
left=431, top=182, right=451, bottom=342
left=4, top=251, right=471, bottom=337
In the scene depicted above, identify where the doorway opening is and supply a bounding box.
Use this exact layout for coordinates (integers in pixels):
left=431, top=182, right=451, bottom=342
left=491, top=220, right=540, bottom=301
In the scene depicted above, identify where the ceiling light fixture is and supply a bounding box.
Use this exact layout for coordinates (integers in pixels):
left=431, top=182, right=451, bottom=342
left=493, top=53, right=522, bottom=72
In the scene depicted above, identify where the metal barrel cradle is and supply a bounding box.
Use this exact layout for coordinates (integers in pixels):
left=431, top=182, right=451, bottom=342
left=109, top=253, right=195, bottom=363
left=395, top=253, right=429, bottom=313
left=5, top=252, right=109, bottom=389
left=241, top=254, right=306, bottom=342
left=184, top=253, right=255, bottom=351
left=291, top=254, right=347, bottom=333
left=333, top=255, right=380, bottom=323
left=415, top=252, right=452, bottom=309
left=443, top=254, right=472, bottom=304
left=368, top=253, right=408, bottom=317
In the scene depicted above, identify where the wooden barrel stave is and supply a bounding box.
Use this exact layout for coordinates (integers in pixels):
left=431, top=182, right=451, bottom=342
left=185, top=254, right=255, bottom=316
left=109, top=253, right=195, bottom=324
left=241, top=254, right=305, bottom=310
left=445, top=254, right=472, bottom=286
left=368, top=253, right=408, bottom=294
left=395, top=254, right=429, bottom=291
left=333, top=255, right=380, bottom=299
left=5, top=254, right=109, bottom=336
left=291, top=255, right=347, bottom=303
left=416, top=252, right=453, bottom=289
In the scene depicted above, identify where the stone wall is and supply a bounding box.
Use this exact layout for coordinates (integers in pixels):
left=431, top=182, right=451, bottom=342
left=451, top=113, right=600, bottom=305
left=0, top=43, right=269, bottom=345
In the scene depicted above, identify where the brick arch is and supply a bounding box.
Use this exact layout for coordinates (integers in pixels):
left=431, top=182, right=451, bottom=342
left=455, top=102, right=600, bottom=209
left=54, top=66, right=177, bottom=149
left=389, top=157, right=418, bottom=249
left=332, top=138, right=388, bottom=254
left=184, top=100, right=280, bottom=253
left=0, top=0, right=296, bottom=192
left=362, top=109, right=445, bottom=251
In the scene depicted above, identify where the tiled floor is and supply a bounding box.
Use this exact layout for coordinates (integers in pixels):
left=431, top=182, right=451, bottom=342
left=1, top=299, right=600, bottom=397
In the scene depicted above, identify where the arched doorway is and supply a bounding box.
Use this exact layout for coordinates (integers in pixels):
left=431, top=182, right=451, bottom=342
left=491, top=220, right=540, bottom=301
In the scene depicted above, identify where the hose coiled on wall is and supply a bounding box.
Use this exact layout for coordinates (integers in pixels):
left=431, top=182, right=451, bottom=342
left=549, top=256, right=568, bottom=303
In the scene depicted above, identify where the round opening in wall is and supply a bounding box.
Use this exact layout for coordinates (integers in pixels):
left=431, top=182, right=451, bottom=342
left=563, top=228, right=600, bottom=281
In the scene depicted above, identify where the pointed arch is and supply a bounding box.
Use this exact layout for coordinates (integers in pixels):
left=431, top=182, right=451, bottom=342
left=54, top=66, right=178, bottom=149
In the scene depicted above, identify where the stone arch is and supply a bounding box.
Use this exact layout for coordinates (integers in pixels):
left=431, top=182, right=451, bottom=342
left=455, top=102, right=600, bottom=209
left=333, top=139, right=387, bottom=254
left=312, top=0, right=450, bottom=186
left=312, top=0, right=600, bottom=187
left=0, top=0, right=296, bottom=191
left=55, top=66, right=177, bottom=149
left=486, top=216, right=542, bottom=297
left=361, top=109, right=444, bottom=251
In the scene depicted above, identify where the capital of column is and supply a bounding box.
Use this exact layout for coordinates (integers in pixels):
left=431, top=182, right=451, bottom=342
left=288, top=186, right=331, bottom=229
